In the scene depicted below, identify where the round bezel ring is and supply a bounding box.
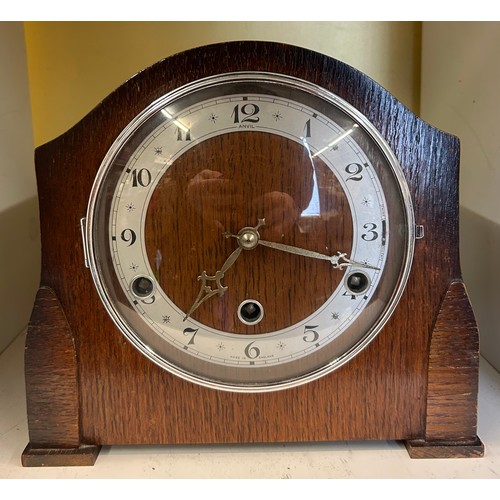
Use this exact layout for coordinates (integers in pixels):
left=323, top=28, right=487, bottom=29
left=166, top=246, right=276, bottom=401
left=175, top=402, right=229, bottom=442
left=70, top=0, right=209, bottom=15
left=85, top=72, right=415, bottom=392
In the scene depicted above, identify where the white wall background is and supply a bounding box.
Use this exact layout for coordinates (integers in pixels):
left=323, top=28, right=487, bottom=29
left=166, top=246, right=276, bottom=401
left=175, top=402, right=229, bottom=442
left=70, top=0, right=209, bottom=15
left=0, top=22, right=39, bottom=353
left=421, top=22, right=500, bottom=371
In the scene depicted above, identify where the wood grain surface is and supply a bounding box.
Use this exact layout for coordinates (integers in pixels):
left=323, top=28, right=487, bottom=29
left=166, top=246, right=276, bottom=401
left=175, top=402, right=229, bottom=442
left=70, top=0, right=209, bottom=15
left=24, top=287, right=80, bottom=448
left=25, top=41, right=481, bottom=463
left=425, top=280, right=481, bottom=442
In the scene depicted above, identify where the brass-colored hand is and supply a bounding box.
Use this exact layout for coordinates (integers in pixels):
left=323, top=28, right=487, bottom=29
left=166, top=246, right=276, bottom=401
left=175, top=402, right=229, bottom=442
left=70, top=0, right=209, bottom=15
left=183, top=246, right=242, bottom=321
left=256, top=240, right=380, bottom=270
left=185, top=219, right=268, bottom=321
left=225, top=218, right=379, bottom=270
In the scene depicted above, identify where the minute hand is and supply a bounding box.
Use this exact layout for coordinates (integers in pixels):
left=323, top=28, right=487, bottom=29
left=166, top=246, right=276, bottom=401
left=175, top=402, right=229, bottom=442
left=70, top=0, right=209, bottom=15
left=257, top=240, right=380, bottom=270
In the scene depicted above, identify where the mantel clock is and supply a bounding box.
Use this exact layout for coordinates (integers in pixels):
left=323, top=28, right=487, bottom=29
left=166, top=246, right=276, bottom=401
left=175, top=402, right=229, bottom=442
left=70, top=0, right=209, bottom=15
left=22, top=42, right=483, bottom=466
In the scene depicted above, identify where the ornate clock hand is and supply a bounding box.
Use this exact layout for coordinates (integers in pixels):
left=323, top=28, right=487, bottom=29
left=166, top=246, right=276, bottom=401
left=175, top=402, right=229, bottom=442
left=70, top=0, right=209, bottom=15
left=185, top=219, right=268, bottom=321
left=184, top=246, right=243, bottom=321
left=225, top=218, right=379, bottom=270
left=257, top=240, right=380, bottom=270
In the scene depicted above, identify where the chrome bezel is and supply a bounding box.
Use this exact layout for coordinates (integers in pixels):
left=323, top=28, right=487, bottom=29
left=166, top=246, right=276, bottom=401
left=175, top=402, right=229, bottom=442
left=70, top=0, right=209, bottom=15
left=85, top=72, right=415, bottom=393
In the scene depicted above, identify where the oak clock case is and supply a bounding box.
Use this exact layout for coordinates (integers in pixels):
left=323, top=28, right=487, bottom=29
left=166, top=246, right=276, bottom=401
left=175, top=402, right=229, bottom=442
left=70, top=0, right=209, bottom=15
left=23, top=42, right=483, bottom=467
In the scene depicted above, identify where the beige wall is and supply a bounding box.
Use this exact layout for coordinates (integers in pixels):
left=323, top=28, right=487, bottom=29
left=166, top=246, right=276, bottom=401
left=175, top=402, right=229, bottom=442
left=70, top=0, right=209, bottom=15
left=421, top=22, right=500, bottom=371
left=24, top=21, right=421, bottom=146
left=0, top=22, right=39, bottom=353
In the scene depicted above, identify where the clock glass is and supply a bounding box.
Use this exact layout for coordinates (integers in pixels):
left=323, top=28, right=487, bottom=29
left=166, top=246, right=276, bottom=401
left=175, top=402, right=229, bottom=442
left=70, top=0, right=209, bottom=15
left=86, top=72, right=414, bottom=391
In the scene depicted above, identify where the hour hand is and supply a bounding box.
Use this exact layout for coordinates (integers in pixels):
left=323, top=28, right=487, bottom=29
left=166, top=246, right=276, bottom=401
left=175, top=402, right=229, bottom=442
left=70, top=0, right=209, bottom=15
left=257, top=239, right=380, bottom=270
left=183, top=246, right=242, bottom=321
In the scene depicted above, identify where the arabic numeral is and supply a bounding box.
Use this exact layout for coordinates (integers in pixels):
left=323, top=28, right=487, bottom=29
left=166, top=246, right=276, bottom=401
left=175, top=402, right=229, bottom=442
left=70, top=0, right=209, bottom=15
left=232, top=103, right=260, bottom=123
left=244, top=341, right=260, bottom=359
left=345, top=163, right=364, bottom=181
left=183, top=327, right=198, bottom=345
left=304, top=119, right=311, bottom=138
left=361, top=223, right=379, bottom=241
left=132, top=168, right=151, bottom=187
left=176, top=126, right=191, bottom=141
left=120, top=228, right=136, bottom=246
left=303, top=325, right=319, bottom=343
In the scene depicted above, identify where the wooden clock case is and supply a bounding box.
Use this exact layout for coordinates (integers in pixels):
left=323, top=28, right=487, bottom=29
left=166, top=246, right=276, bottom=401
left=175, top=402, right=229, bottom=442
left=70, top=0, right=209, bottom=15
left=22, top=41, right=483, bottom=466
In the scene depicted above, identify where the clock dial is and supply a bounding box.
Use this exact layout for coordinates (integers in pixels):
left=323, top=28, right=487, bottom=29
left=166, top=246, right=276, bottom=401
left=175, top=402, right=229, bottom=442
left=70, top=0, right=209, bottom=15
left=145, top=131, right=353, bottom=334
left=87, top=73, right=414, bottom=391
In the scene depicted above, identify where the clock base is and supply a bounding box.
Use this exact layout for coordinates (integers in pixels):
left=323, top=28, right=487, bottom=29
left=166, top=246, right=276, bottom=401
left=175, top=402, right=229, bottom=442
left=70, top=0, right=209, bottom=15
left=21, top=443, right=101, bottom=467
left=404, top=437, right=484, bottom=459
left=20, top=438, right=485, bottom=467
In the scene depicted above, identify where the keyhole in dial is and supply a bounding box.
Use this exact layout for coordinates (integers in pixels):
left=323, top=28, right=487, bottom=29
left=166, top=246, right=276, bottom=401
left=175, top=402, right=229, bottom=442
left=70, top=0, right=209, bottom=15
left=345, top=271, right=370, bottom=295
left=131, top=275, right=155, bottom=299
left=238, top=300, right=264, bottom=325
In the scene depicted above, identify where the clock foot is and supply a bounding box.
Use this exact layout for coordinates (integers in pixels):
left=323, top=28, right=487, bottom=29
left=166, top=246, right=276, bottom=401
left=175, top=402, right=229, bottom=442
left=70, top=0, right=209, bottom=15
left=21, top=443, right=102, bottom=467
left=404, top=436, right=484, bottom=459
left=24, top=287, right=91, bottom=467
